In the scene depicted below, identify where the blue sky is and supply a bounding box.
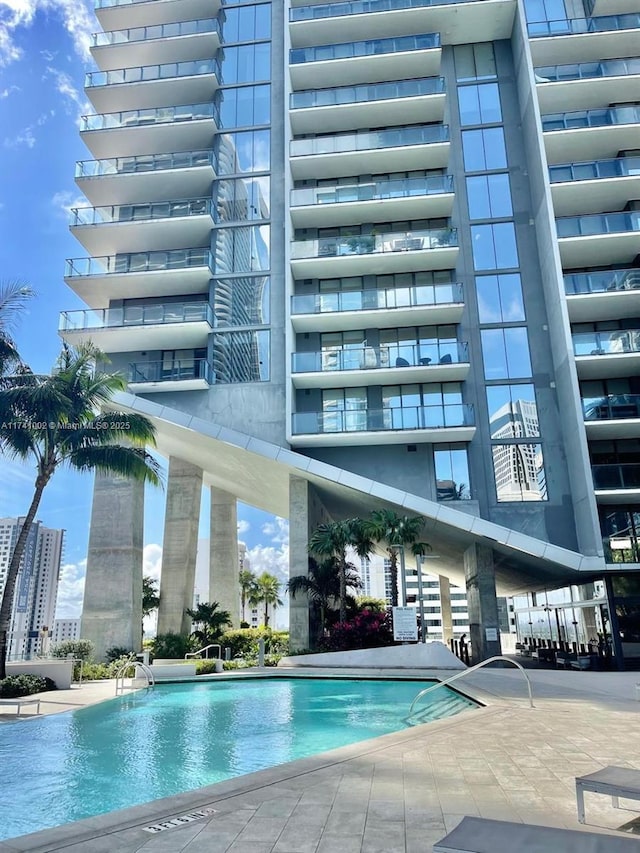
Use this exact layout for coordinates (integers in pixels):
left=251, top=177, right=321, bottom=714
left=0, top=1, right=288, bottom=625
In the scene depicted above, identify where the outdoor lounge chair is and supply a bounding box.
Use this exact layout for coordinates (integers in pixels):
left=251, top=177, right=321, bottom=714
left=432, top=816, right=638, bottom=852
left=576, top=766, right=640, bottom=824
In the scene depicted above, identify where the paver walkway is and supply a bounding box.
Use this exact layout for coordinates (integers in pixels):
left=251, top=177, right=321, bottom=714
left=1, top=668, right=639, bottom=852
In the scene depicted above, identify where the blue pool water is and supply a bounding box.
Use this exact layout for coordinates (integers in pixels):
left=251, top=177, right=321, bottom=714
left=0, top=677, right=476, bottom=841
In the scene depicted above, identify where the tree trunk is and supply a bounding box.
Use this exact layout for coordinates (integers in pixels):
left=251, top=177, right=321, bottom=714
left=389, top=550, right=399, bottom=608
left=0, top=475, right=49, bottom=679
left=264, top=602, right=270, bottom=627
left=339, top=560, right=347, bottom=623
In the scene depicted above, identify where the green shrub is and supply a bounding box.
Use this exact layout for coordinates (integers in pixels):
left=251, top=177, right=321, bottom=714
left=0, top=674, right=57, bottom=697
left=50, top=639, right=94, bottom=661
left=105, top=646, right=134, bottom=662
left=150, top=632, right=194, bottom=660
left=220, top=627, right=289, bottom=659
left=195, top=659, right=220, bottom=675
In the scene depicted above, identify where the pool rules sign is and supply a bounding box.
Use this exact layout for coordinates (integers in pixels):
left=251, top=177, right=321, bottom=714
left=392, top=607, right=418, bottom=642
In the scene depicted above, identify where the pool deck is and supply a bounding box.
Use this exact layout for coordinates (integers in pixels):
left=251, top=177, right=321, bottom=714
left=2, top=667, right=640, bottom=852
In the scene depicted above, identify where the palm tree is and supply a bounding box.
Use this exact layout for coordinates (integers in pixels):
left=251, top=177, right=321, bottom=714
left=142, top=575, right=160, bottom=634
left=363, top=510, right=429, bottom=607
left=185, top=601, right=232, bottom=649
left=0, top=342, right=162, bottom=678
left=0, top=280, right=32, bottom=375
left=253, top=572, right=282, bottom=627
left=288, top=556, right=362, bottom=643
left=239, top=569, right=257, bottom=624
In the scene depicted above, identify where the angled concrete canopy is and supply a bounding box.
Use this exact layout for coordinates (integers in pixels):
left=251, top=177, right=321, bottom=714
left=110, top=392, right=605, bottom=596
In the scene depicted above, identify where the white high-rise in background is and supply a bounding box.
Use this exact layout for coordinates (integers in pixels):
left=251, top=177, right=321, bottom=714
left=52, top=619, right=81, bottom=645
left=0, top=518, right=64, bottom=659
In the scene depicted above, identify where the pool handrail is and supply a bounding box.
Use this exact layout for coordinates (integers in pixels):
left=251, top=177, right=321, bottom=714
left=185, top=643, right=221, bottom=660
left=115, top=657, right=155, bottom=695
left=407, top=655, right=534, bottom=717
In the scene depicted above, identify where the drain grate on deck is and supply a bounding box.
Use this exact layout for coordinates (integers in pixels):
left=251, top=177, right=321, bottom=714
left=142, top=807, right=217, bottom=833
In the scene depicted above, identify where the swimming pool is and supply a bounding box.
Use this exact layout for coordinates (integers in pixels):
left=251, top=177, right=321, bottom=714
left=0, top=676, right=476, bottom=841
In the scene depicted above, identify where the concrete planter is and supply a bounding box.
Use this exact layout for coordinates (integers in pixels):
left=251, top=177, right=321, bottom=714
left=6, top=659, right=73, bottom=689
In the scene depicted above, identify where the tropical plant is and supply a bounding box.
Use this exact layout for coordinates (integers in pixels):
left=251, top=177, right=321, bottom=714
left=252, top=572, right=282, bottom=627
left=186, top=601, right=233, bottom=648
left=0, top=674, right=57, bottom=698
left=142, top=575, right=160, bottom=635
left=50, top=639, right=95, bottom=662
left=362, top=510, right=429, bottom=607
left=0, top=342, right=162, bottom=678
left=319, top=610, right=394, bottom=652
left=150, top=631, right=194, bottom=660
left=220, top=627, right=289, bottom=659
left=287, top=556, right=362, bottom=644
left=0, top=280, right=32, bottom=375
left=238, top=569, right=257, bottom=623
left=105, top=646, right=134, bottom=663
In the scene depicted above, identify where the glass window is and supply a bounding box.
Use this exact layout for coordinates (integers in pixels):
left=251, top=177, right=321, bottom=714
left=487, top=384, right=539, bottom=438
left=462, top=128, right=507, bottom=171
left=454, top=43, right=497, bottom=82
left=222, top=44, right=271, bottom=84
left=466, top=174, right=513, bottom=219
left=212, top=275, right=270, bottom=326
left=217, top=130, right=270, bottom=174
left=471, top=223, right=518, bottom=270
left=212, top=330, right=270, bottom=382
left=481, top=328, right=532, bottom=379
left=213, top=224, right=270, bottom=273
left=458, top=83, right=502, bottom=126
left=222, top=4, right=271, bottom=42
left=476, top=274, right=525, bottom=323
left=215, top=176, right=270, bottom=222
left=492, top=443, right=547, bottom=501
left=321, top=388, right=367, bottom=432
left=220, top=84, right=270, bottom=128
left=434, top=445, right=471, bottom=500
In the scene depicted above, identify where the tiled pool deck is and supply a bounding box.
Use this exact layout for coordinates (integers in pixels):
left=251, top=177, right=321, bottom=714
left=2, top=667, right=640, bottom=852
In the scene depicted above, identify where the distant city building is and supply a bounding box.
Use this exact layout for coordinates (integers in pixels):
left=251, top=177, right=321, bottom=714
left=0, top=518, right=64, bottom=659
left=52, top=619, right=81, bottom=645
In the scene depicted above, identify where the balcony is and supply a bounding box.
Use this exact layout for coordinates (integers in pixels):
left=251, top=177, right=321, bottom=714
left=290, top=174, right=454, bottom=228
left=573, top=329, right=640, bottom=378
left=291, top=341, right=470, bottom=388
left=288, top=0, right=516, bottom=50
left=59, top=302, right=212, bottom=352
left=289, top=77, right=445, bottom=135
left=290, top=403, right=475, bottom=446
left=603, top=534, right=640, bottom=564
left=549, top=156, right=640, bottom=216
left=95, top=0, right=221, bottom=32
left=127, top=357, right=212, bottom=392
left=564, top=268, right=640, bottom=321
left=80, top=102, right=218, bottom=159
left=583, top=394, right=640, bottom=439
left=528, top=15, right=640, bottom=65
left=556, top=211, right=640, bottom=267
left=76, top=150, right=215, bottom=206
left=290, top=282, right=463, bottom=332
left=589, top=0, right=640, bottom=18
left=91, top=19, right=222, bottom=72
left=535, top=57, right=640, bottom=112
left=85, top=59, right=220, bottom=112
left=289, top=34, right=441, bottom=90
left=541, top=104, right=640, bottom=163
left=592, top=463, right=640, bottom=502
left=290, top=123, right=449, bottom=180
left=290, top=228, right=458, bottom=278
left=64, top=249, right=213, bottom=308
left=69, top=198, right=214, bottom=255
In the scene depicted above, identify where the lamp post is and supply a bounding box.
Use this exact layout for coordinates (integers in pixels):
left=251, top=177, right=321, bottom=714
left=416, top=554, right=426, bottom=643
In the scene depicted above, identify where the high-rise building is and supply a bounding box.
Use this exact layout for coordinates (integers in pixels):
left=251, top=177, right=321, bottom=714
left=52, top=619, right=81, bottom=645
left=70, top=0, right=640, bottom=666
left=0, top=518, right=64, bottom=659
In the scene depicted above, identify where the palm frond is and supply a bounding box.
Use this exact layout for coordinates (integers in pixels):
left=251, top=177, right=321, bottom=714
left=68, top=445, right=163, bottom=486
left=0, top=281, right=33, bottom=333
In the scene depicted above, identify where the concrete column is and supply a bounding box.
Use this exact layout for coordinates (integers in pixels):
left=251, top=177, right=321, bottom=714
left=463, top=543, right=502, bottom=664
left=210, top=488, right=239, bottom=628
left=289, top=476, right=311, bottom=652
left=439, top=575, right=453, bottom=645
left=157, top=457, right=203, bottom=637
left=81, top=472, right=144, bottom=661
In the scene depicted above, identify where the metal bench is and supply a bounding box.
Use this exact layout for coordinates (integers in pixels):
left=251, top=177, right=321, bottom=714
left=0, top=697, right=41, bottom=716
left=433, top=816, right=638, bottom=852
left=577, top=766, right=640, bottom=824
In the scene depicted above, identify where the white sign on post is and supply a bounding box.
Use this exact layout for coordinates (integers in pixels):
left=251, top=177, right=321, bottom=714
left=393, top=606, right=418, bottom=642
left=485, top=627, right=498, bottom=642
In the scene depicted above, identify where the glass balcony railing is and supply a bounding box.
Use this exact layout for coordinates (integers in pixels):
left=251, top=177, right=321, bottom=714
left=85, top=58, right=219, bottom=89
left=292, top=341, right=468, bottom=373
left=292, top=403, right=474, bottom=435
left=291, top=174, right=453, bottom=208
left=59, top=302, right=213, bottom=332
left=92, top=18, right=221, bottom=47
left=128, top=358, right=212, bottom=385
left=290, top=77, right=444, bottom=109
left=290, top=123, right=448, bottom=157
left=291, top=227, right=457, bottom=261
left=96, top=0, right=163, bottom=8
left=549, top=156, right=640, bottom=183
left=541, top=104, right=640, bottom=131
left=76, top=150, right=214, bottom=178
left=592, top=463, right=640, bottom=489
left=290, top=33, right=440, bottom=65
left=291, top=282, right=462, bottom=314
left=564, top=268, right=640, bottom=294
left=81, top=102, right=218, bottom=132
left=603, top=534, right=640, bottom=563
left=536, top=57, right=640, bottom=82
left=573, top=329, right=640, bottom=356
left=528, top=13, right=640, bottom=37
left=556, top=211, right=640, bottom=238
left=583, top=394, right=640, bottom=420
left=70, top=198, right=212, bottom=226
left=290, top=0, right=477, bottom=22
left=65, top=249, right=213, bottom=278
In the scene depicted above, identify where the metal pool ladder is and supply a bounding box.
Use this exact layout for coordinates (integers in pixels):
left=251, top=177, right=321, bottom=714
left=407, top=655, right=534, bottom=720
left=115, top=657, right=155, bottom=695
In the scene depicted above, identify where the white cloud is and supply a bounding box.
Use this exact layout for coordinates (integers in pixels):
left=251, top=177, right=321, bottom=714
left=0, top=0, right=94, bottom=69
left=261, top=516, right=289, bottom=546
left=51, top=188, right=86, bottom=218
left=3, top=110, right=52, bottom=148
left=45, top=65, right=89, bottom=123
left=237, top=519, right=250, bottom=535
left=55, top=558, right=86, bottom=618
left=247, top=543, right=289, bottom=583
left=0, top=84, right=19, bottom=99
